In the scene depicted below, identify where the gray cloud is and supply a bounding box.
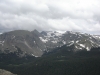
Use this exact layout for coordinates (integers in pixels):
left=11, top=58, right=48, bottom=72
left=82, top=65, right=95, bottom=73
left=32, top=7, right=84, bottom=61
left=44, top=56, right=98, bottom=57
left=0, top=0, right=100, bottom=34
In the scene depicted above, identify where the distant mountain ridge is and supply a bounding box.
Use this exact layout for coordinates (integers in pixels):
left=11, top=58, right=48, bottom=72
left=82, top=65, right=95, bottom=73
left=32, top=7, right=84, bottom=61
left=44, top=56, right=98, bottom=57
left=40, top=31, right=100, bottom=51
left=0, top=30, right=100, bottom=57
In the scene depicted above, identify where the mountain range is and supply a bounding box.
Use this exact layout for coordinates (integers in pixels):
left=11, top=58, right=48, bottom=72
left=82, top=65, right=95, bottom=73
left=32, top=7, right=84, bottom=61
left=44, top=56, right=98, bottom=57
left=0, top=29, right=100, bottom=57
left=0, top=30, right=100, bottom=75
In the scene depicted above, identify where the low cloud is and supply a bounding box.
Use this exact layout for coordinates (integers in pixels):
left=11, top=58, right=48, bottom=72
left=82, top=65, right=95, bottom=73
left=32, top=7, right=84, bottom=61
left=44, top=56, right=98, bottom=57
left=0, top=0, right=100, bottom=34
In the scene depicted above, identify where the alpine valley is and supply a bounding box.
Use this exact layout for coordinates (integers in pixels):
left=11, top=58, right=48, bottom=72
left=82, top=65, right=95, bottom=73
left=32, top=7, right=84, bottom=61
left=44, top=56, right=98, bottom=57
left=0, top=30, right=100, bottom=75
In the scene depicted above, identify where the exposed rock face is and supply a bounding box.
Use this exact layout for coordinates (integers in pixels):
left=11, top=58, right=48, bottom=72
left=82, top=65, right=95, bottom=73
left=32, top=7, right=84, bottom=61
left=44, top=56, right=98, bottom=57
left=0, top=30, right=46, bottom=57
left=0, top=69, right=17, bottom=75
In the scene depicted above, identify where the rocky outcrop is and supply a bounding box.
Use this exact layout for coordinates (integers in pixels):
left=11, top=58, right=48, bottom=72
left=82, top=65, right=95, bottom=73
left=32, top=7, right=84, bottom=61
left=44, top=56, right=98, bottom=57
left=0, top=69, right=17, bottom=75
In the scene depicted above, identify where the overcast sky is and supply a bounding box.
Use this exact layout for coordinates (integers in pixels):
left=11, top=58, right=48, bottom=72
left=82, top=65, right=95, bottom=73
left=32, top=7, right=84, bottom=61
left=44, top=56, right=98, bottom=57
left=0, top=0, right=100, bottom=34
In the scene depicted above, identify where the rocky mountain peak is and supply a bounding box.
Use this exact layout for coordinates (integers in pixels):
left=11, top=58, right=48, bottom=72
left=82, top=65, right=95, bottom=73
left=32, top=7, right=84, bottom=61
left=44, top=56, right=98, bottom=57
left=0, top=30, right=46, bottom=57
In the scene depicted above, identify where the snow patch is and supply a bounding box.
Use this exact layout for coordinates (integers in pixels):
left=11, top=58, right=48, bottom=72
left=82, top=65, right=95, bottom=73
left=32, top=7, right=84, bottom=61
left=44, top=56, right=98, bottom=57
left=51, top=41, right=57, bottom=43
left=89, top=37, right=92, bottom=39
left=56, top=31, right=66, bottom=34
left=90, top=40, right=94, bottom=43
left=76, top=40, right=79, bottom=43
left=0, top=41, right=5, bottom=46
left=79, top=48, right=82, bottom=49
left=32, top=54, right=39, bottom=57
left=34, top=41, right=36, bottom=44
left=79, top=44, right=85, bottom=48
left=62, top=40, right=66, bottom=44
left=39, top=37, right=48, bottom=43
left=67, top=41, right=74, bottom=46
left=93, top=35, right=100, bottom=39
left=79, top=35, right=81, bottom=36
left=86, top=47, right=90, bottom=51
